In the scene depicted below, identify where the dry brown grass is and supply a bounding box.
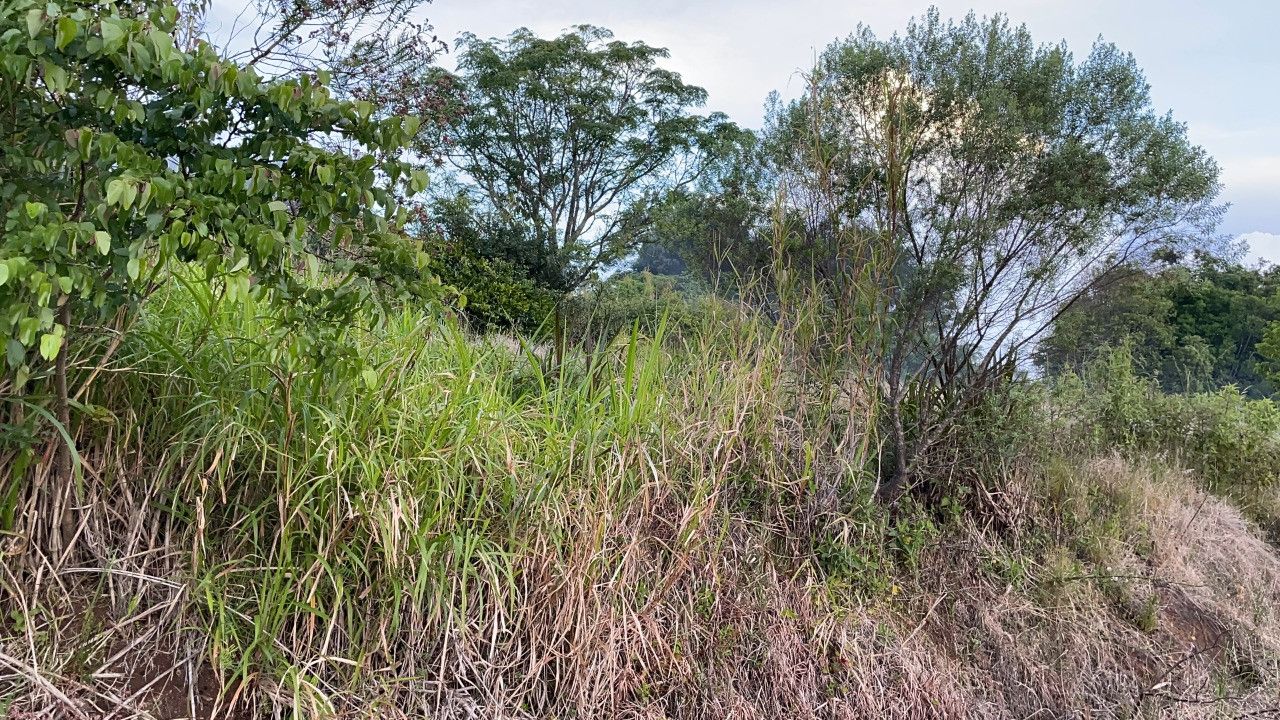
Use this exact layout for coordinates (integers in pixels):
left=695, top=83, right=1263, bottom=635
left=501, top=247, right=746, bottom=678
left=8, top=451, right=1279, bottom=719
left=4, top=303, right=1280, bottom=718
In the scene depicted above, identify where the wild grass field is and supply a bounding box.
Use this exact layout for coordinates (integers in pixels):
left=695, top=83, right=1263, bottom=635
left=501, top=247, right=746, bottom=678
left=5, top=0, right=1280, bottom=717
left=4, top=279, right=1280, bottom=718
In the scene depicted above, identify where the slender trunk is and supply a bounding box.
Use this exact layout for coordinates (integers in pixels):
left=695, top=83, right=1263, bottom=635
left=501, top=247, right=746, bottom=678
left=881, top=385, right=910, bottom=502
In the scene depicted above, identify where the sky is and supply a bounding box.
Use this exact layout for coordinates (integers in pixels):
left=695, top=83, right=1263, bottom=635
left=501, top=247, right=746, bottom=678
left=211, top=0, right=1280, bottom=262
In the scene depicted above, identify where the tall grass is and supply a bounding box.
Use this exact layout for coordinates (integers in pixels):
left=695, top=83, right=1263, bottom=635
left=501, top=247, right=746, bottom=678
left=6, top=275, right=871, bottom=716
left=4, top=276, right=1280, bottom=718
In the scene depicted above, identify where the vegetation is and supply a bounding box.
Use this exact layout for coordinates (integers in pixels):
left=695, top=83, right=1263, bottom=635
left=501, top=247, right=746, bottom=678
left=2, top=1, right=1280, bottom=718
left=446, top=27, right=728, bottom=288
left=1039, top=252, right=1280, bottom=396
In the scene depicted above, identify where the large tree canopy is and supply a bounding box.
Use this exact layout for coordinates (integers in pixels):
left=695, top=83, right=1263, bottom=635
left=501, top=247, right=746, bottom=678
left=764, top=10, right=1224, bottom=495
left=447, top=25, right=728, bottom=294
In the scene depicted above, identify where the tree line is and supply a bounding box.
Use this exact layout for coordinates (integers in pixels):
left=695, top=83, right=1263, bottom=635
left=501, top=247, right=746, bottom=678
left=2, top=0, right=1259, bottom=512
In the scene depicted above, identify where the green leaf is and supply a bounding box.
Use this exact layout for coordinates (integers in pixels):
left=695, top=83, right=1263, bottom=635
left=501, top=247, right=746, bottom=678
left=38, top=332, right=62, bottom=361
left=24, top=201, right=46, bottom=218
left=26, top=8, right=43, bottom=38
left=41, top=61, right=68, bottom=93
left=121, top=182, right=138, bottom=210
left=100, top=18, right=126, bottom=51
left=267, top=200, right=288, bottom=213
left=409, top=170, right=429, bottom=194
left=126, top=257, right=140, bottom=280
left=5, top=339, right=24, bottom=368
left=0, top=263, right=8, bottom=287
left=361, top=368, right=379, bottom=389
left=94, top=230, right=110, bottom=255
left=55, top=16, right=77, bottom=50
left=105, top=179, right=124, bottom=206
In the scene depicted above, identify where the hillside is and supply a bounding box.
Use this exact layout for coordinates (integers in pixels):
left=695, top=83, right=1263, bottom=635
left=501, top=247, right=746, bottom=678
left=3, top=289, right=1280, bottom=718
left=4, top=0, right=1280, bottom=717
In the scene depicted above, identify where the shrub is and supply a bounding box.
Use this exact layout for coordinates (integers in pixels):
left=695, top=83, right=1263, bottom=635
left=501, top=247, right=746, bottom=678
left=1057, top=344, right=1280, bottom=496
left=565, top=271, right=713, bottom=347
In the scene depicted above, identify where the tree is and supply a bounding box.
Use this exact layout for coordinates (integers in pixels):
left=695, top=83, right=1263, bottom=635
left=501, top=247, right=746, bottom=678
left=632, top=124, right=769, bottom=289
left=447, top=25, right=728, bottom=350
left=418, top=192, right=557, bottom=332
left=176, top=0, right=460, bottom=159
left=1041, top=253, right=1280, bottom=396
left=766, top=11, right=1223, bottom=498
left=1, top=0, right=435, bottom=554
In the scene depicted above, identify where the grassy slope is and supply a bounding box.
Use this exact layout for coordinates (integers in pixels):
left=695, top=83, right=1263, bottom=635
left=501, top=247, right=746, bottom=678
left=2, top=285, right=1279, bottom=718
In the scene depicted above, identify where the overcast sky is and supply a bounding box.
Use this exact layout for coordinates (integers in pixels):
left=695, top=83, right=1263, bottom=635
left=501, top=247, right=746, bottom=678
left=212, top=0, right=1280, bottom=262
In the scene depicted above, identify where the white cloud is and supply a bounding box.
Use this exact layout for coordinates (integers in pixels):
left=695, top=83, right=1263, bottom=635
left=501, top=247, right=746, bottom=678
left=1240, top=231, right=1280, bottom=266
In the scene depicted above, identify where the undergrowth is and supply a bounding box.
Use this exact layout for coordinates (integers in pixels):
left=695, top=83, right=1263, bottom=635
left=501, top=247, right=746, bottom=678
left=2, top=283, right=1279, bottom=718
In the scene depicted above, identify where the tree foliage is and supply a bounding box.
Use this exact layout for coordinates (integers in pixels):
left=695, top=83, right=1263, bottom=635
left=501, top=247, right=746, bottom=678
left=1039, top=254, right=1280, bottom=397
left=1, top=0, right=436, bottom=517
left=631, top=124, right=768, bottom=288
left=1, top=0, right=433, bottom=375
left=418, top=193, right=556, bottom=332
left=447, top=25, right=727, bottom=293
left=763, top=11, right=1223, bottom=496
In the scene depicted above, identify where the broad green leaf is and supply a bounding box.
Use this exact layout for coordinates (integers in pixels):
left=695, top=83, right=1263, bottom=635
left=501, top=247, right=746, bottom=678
left=41, top=61, right=67, bottom=93
left=55, top=16, right=77, bottom=50
left=5, top=339, right=24, bottom=368
left=409, top=169, right=429, bottom=193
left=121, top=182, right=138, bottom=210
left=105, top=179, right=124, bottom=206
left=24, top=201, right=45, bottom=218
left=126, top=257, right=140, bottom=280
left=38, top=332, right=62, bottom=361
left=94, top=230, right=110, bottom=255
left=100, top=17, right=126, bottom=51
left=26, top=8, right=43, bottom=38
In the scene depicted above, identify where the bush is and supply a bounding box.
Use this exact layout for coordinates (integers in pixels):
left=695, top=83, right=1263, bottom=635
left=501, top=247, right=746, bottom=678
left=1056, top=344, right=1280, bottom=496
left=565, top=271, right=714, bottom=347
left=427, top=239, right=557, bottom=333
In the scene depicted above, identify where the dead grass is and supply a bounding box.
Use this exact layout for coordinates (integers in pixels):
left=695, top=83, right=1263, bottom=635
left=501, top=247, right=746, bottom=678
left=3, top=298, right=1280, bottom=718
left=7, top=450, right=1280, bottom=719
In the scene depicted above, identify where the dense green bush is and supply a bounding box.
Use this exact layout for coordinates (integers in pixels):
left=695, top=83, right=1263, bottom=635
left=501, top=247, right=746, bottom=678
left=426, top=240, right=557, bottom=333
left=418, top=194, right=561, bottom=332
left=565, top=271, right=714, bottom=347
left=1055, top=345, right=1280, bottom=495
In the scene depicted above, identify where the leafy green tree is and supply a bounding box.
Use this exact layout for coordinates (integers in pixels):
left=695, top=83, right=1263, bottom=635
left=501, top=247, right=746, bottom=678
left=632, top=125, right=769, bottom=289
left=446, top=25, right=731, bottom=350
left=1, top=0, right=434, bottom=552
left=766, top=11, right=1223, bottom=497
left=1044, top=254, right=1280, bottom=396
left=419, top=193, right=556, bottom=332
